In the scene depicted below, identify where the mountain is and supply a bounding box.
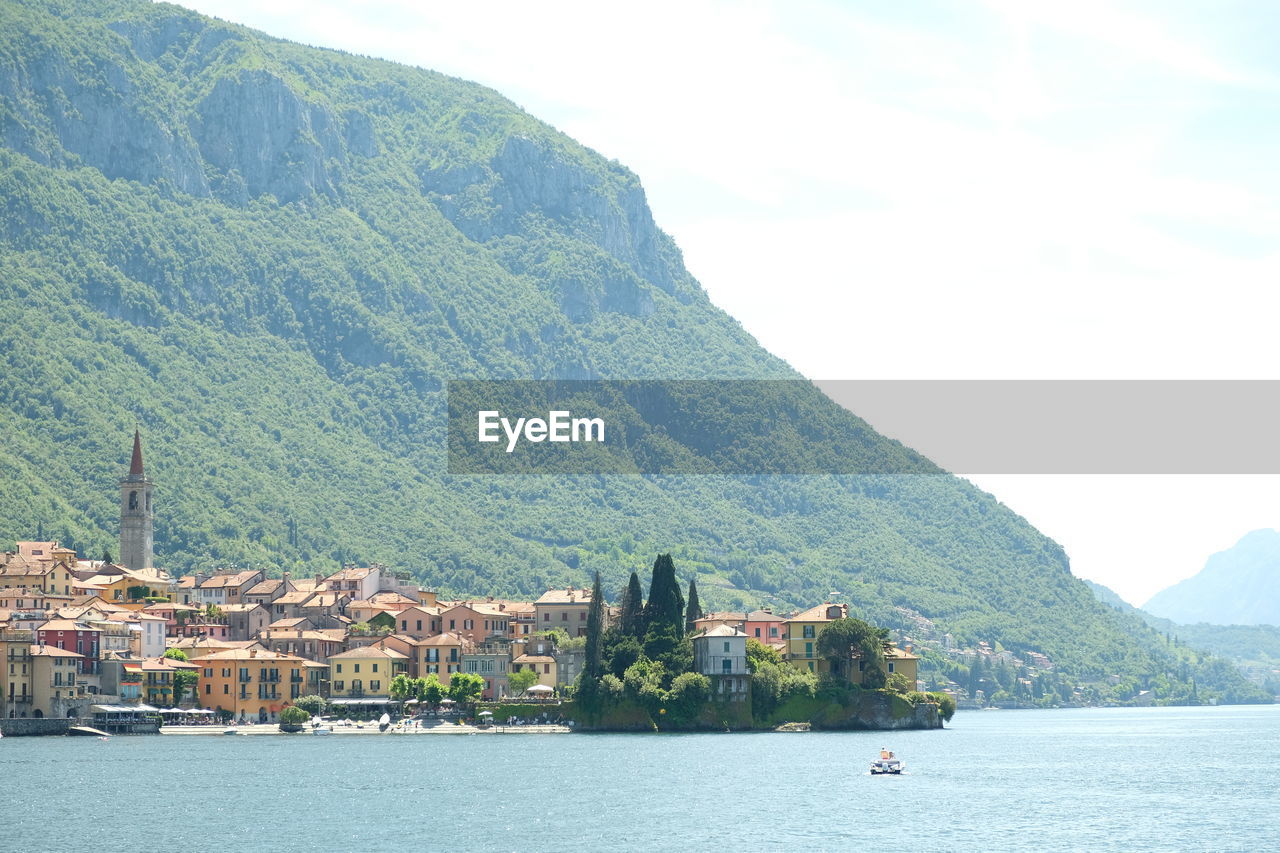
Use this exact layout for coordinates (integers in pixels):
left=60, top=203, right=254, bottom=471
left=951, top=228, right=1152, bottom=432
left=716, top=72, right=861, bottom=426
left=0, top=0, right=1268, bottom=703
left=1087, top=579, right=1280, bottom=696
left=1083, top=579, right=1135, bottom=612
left=1144, top=530, right=1280, bottom=626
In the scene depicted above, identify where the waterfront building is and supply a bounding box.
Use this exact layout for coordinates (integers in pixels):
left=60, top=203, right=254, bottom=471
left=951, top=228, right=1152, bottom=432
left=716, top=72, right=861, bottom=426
left=461, top=638, right=511, bottom=700
left=416, top=632, right=469, bottom=684
left=193, top=645, right=308, bottom=722
left=783, top=603, right=848, bottom=675
left=511, top=653, right=557, bottom=690
left=692, top=624, right=750, bottom=701
left=326, top=646, right=408, bottom=699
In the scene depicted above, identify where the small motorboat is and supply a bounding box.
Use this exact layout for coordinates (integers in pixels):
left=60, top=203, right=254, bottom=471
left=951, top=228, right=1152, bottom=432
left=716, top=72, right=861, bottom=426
left=223, top=728, right=240, bottom=736
left=312, top=726, right=333, bottom=735
left=870, top=751, right=905, bottom=775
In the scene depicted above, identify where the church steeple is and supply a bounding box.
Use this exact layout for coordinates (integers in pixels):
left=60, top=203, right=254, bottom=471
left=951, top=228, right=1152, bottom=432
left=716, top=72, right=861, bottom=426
left=119, top=430, right=155, bottom=570
left=128, top=428, right=145, bottom=479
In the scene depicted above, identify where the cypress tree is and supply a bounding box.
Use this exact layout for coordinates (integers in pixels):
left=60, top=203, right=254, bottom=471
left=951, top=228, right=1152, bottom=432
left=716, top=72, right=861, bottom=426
left=584, top=571, right=605, bottom=682
left=685, top=577, right=704, bottom=634
left=619, top=571, right=645, bottom=638
left=580, top=571, right=605, bottom=710
left=642, top=553, right=683, bottom=635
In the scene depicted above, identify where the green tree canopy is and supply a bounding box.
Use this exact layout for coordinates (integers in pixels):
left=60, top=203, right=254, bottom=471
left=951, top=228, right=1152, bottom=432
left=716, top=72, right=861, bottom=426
left=389, top=673, right=413, bottom=701
left=448, top=672, right=485, bottom=705
left=279, top=705, right=310, bottom=725
left=745, top=637, right=782, bottom=672
left=508, top=666, right=540, bottom=695
left=162, top=648, right=189, bottom=662
left=420, top=674, right=445, bottom=707
left=817, top=617, right=889, bottom=684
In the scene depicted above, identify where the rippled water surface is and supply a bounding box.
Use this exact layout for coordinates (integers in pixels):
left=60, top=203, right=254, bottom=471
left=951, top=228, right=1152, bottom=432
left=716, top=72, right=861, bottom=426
left=3, top=704, right=1277, bottom=852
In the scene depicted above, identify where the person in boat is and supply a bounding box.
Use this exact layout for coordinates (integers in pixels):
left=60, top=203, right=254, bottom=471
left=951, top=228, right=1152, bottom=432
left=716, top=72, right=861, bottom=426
left=879, top=747, right=891, bottom=760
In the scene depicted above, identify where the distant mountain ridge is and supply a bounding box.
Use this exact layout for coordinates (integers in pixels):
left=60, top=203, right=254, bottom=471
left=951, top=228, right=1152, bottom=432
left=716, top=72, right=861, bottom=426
left=1143, top=530, right=1280, bottom=626
left=0, top=0, right=1267, bottom=702
left=1086, top=578, right=1280, bottom=694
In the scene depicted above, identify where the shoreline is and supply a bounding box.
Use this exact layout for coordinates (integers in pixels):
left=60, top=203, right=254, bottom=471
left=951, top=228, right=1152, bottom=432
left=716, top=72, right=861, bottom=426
left=159, top=723, right=571, bottom=736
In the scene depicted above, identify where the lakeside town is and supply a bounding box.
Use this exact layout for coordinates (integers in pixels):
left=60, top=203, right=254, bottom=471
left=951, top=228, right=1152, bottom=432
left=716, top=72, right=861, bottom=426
left=2, top=433, right=953, bottom=735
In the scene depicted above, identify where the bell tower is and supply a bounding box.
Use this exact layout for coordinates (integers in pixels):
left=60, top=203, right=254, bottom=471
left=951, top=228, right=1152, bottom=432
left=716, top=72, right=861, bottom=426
left=119, top=429, right=154, bottom=570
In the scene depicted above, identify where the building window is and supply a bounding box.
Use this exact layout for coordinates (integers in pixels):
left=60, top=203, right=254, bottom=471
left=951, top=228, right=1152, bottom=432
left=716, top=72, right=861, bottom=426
left=754, top=628, right=761, bottom=637
left=802, top=625, right=816, bottom=639
left=354, top=664, right=360, bottom=673
left=888, top=662, right=895, bottom=673
left=723, top=641, right=730, bottom=653
left=561, top=612, right=568, bottom=621
left=722, top=659, right=732, bottom=674
left=805, top=642, right=813, bottom=658
left=770, top=627, right=778, bottom=638
left=543, top=613, right=549, bottom=622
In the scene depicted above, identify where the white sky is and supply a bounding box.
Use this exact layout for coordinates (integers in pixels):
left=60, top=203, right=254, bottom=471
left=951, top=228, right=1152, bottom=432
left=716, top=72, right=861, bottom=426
left=172, top=0, right=1280, bottom=606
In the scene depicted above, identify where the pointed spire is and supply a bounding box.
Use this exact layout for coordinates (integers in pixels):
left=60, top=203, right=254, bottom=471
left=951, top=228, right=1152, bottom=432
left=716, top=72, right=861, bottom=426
left=129, top=429, right=145, bottom=478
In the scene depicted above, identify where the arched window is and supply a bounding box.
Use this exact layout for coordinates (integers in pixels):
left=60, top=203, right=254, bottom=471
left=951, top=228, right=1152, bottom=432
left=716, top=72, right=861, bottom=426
left=145, top=492, right=151, bottom=512
left=128, top=490, right=138, bottom=510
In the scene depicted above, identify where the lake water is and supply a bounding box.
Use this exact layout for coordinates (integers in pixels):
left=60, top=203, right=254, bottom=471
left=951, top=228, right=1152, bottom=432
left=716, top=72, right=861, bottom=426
left=2, top=705, right=1277, bottom=852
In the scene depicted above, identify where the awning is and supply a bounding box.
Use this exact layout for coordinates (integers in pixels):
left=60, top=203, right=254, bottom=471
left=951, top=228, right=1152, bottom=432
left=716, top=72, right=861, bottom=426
left=328, top=697, right=392, bottom=705
left=91, top=704, right=156, bottom=714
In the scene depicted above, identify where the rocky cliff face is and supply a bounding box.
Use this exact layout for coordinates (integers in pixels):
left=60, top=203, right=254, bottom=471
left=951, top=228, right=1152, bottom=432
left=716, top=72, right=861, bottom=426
left=0, top=24, right=209, bottom=196
left=193, top=69, right=348, bottom=204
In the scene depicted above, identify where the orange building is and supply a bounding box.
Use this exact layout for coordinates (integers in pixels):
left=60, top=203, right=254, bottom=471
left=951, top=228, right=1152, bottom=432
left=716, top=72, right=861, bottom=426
left=192, top=645, right=307, bottom=722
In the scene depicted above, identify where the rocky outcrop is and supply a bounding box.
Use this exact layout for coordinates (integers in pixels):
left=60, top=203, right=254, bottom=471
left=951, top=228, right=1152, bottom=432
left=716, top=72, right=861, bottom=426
left=192, top=69, right=346, bottom=204
left=0, top=33, right=209, bottom=196
left=813, top=691, right=944, bottom=731
left=420, top=134, right=672, bottom=321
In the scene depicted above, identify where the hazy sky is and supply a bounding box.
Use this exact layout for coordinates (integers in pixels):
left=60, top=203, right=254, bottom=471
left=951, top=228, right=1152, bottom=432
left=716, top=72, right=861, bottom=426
left=173, top=0, right=1280, bottom=606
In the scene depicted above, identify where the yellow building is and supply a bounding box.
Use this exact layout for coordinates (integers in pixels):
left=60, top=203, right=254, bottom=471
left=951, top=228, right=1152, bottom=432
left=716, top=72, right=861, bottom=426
left=31, top=645, right=85, bottom=717
left=193, top=645, right=308, bottom=722
left=783, top=603, right=848, bottom=675
left=79, top=568, right=173, bottom=606
left=783, top=603, right=921, bottom=687
left=327, top=646, right=408, bottom=699
left=0, top=544, right=77, bottom=596
left=511, top=654, right=557, bottom=689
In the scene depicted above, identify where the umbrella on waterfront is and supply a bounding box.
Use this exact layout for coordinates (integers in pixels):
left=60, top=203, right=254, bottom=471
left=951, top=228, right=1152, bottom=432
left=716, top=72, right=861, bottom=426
left=478, top=710, right=493, bottom=717
left=526, top=684, right=553, bottom=694
left=439, top=698, right=455, bottom=705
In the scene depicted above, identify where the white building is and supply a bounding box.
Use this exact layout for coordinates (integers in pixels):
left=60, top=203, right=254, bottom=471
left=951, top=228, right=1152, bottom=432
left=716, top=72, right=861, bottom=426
left=692, top=624, right=749, bottom=702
